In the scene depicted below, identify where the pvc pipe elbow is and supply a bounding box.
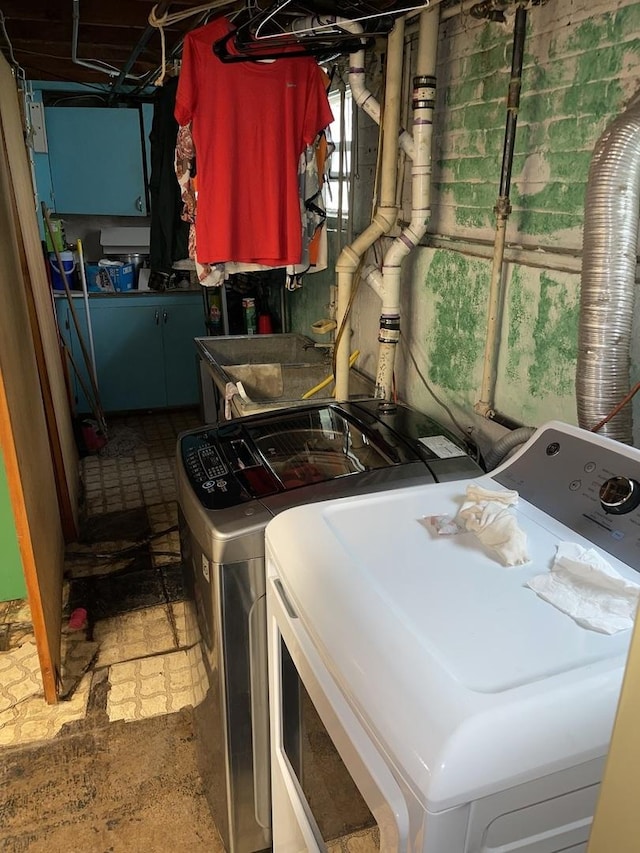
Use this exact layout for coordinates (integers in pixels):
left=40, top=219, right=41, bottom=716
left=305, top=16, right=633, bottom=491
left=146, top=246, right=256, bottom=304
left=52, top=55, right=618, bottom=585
left=336, top=244, right=363, bottom=274
left=400, top=130, right=415, bottom=160
left=372, top=207, right=398, bottom=232
left=363, top=265, right=383, bottom=298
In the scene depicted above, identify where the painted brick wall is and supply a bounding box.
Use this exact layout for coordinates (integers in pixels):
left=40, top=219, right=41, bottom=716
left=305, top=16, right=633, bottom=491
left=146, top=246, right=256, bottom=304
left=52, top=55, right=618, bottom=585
left=289, top=1, right=640, bottom=446
left=433, top=0, right=640, bottom=245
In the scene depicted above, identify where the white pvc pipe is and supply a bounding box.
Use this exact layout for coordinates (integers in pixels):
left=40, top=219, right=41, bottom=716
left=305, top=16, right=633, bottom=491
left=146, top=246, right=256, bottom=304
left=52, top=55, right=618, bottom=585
left=349, top=37, right=415, bottom=160
left=334, top=17, right=406, bottom=400
left=373, top=6, right=439, bottom=402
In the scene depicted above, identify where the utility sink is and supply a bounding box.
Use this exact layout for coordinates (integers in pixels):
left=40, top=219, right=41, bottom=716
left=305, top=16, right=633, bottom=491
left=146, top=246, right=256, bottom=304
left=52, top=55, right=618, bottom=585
left=196, top=334, right=374, bottom=420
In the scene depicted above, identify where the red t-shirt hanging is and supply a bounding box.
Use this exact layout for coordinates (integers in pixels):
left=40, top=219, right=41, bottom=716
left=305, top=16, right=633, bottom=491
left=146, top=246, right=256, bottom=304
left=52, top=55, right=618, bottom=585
left=174, top=17, right=334, bottom=267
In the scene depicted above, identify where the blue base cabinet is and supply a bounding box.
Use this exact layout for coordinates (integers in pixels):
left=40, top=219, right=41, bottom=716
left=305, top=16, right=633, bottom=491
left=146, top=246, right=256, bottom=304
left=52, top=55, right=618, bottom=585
left=55, top=293, right=204, bottom=414
left=87, top=301, right=166, bottom=412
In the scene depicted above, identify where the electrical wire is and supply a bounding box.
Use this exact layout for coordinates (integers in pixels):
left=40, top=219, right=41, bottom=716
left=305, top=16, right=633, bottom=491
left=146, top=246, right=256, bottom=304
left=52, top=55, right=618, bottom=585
left=0, top=7, right=25, bottom=80
left=65, top=525, right=180, bottom=561
left=590, top=382, right=640, bottom=434
left=0, top=8, right=17, bottom=67
left=401, top=337, right=481, bottom=461
left=3, top=53, right=116, bottom=90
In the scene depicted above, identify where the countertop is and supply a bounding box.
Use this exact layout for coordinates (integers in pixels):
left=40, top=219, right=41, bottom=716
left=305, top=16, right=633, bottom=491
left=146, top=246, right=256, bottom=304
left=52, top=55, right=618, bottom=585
left=53, top=288, right=202, bottom=298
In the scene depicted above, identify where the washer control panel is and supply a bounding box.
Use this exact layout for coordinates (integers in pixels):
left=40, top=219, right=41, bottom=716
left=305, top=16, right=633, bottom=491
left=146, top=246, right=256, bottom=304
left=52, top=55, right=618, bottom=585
left=180, top=428, right=280, bottom=510
left=184, top=440, right=228, bottom=482
left=493, top=425, right=640, bottom=567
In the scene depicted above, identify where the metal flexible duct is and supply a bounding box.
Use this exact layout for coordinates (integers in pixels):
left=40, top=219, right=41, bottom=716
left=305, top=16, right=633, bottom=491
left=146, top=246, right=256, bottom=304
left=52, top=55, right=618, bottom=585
left=484, top=426, right=535, bottom=470
left=577, top=96, right=640, bottom=443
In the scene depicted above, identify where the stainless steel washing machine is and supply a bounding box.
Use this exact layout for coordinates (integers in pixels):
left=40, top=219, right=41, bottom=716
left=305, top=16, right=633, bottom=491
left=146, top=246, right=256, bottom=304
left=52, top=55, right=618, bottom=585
left=176, top=400, right=483, bottom=853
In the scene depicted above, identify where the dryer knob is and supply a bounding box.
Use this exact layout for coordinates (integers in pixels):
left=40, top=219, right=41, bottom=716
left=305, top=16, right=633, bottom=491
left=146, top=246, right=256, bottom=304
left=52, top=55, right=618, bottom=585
left=599, top=476, right=640, bottom=514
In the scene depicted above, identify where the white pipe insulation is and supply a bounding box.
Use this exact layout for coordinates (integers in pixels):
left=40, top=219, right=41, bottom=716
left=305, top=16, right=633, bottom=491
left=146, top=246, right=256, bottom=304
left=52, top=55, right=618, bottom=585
left=365, top=7, right=439, bottom=403
left=334, top=17, right=407, bottom=400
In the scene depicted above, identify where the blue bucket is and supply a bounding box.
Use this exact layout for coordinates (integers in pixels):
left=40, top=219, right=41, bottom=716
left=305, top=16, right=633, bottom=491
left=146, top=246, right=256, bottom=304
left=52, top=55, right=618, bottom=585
left=49, top=251, right=76, bottom=291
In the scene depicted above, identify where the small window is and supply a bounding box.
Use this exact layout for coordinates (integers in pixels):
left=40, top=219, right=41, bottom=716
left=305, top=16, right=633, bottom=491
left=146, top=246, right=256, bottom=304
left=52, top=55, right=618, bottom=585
left=325, top=87, right=352, bottom=218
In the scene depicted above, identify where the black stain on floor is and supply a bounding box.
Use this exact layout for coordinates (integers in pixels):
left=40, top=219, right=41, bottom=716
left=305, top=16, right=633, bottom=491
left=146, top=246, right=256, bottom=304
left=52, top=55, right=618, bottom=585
left=65, top=507, right=185, bottom=625
left=66, top=560, right=185, bottom=624
left=79, top=507, right=151, bottom=545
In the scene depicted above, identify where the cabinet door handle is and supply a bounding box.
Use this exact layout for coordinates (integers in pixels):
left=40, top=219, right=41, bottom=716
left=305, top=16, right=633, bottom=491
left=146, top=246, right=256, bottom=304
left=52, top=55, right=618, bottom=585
left=154, top=309, right=159, bottom=325
left=163, top=310, right=168, bottom=324
left=135, top=195, right=143, bottom=212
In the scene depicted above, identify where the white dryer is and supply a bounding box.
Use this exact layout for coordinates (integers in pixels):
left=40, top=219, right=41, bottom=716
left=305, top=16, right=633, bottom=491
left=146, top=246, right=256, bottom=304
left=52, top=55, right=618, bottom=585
left=265, top=421, right=640, bottom=852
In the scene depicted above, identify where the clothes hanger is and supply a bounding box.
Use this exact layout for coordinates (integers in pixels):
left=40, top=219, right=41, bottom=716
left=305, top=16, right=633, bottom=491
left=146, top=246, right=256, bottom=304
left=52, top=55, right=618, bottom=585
left=252, top=0, right=430, bottom=40
left=212, top=0, right=391, bottom=64
left=211, top=0, right=430, bottom=64
left=213, top=25, right=366, bottom=63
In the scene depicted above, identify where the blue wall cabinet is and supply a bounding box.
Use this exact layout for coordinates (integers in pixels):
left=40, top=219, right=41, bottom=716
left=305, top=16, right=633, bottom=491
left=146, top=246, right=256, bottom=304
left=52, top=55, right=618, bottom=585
left=55, top=293, right=204, bottom=413
left=44, top=107, right=147, bottom=216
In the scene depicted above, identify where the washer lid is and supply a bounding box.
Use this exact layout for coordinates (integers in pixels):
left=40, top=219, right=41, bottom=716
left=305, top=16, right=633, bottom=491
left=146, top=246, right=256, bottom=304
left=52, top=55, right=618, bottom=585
left=265, top=476, right=634, bottom=812
left=179, top=404, right=427, bottom=511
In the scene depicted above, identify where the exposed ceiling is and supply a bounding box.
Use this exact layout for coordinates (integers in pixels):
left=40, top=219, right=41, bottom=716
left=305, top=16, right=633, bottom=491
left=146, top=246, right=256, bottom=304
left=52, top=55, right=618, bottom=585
left=0, top=1, right=216, bottom=86
left=0, top=0, right=426, bottom=89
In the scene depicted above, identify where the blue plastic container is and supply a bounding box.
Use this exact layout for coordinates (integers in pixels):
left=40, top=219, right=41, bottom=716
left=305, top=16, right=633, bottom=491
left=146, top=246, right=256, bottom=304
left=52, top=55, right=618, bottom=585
left=49, top=251, right=76, bottom=290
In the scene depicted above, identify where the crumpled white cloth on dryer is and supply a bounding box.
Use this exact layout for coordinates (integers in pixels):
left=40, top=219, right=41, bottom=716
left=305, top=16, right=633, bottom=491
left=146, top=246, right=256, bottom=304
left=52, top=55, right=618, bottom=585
left=456, top=484, right=530, bottom=567
left=526, top=541, right=640, bottom=634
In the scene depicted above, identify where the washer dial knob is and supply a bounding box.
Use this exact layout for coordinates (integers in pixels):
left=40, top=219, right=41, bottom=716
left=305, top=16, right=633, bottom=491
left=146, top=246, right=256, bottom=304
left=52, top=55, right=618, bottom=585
left=599, top=476, right=640, bottom=514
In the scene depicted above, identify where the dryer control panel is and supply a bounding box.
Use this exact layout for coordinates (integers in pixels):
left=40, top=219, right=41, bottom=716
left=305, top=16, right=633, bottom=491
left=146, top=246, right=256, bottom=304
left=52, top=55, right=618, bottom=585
left=493, top=424, right=640, bottom=567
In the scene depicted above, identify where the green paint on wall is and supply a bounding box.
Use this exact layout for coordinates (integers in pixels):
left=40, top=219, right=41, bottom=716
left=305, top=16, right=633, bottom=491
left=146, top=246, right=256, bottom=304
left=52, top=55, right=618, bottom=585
left=505, top=267, right=531, bottom=383
left=528, top=273, right=579, bottom=398
left=426, top=252, right=488, bottom=392
left=544, top=151, right=592, bottom=180
left=512, top=181, right=586, bottom=213
left=446, top=131, right=485, bottom=157
left=454, top=206, right=493, bottom=229
left=562, top=79, right=622, bottom=119
left=439, top=155, right=499, bottom=183
left=463, top=102, right=503, bottom=132
left=435, top=180, right=498, bottom=206
left=445, top=107, right=465, bottom=131
left=480, top=70, right=510, bottom=103
left=465, top=25, right=510, bottom=78
left=546, top=117, right=606, bottom=151
left=0, top=450, right=25, bottom=602
left=514, top=208, right=584, bottom=236
left=445, top=78, right=482, bottom=107
left=612, top=4, right=640, bottom=40
left=565, top=17, right=605, bottom=52
left=575, top=46, right=628, bottom=82
left=437, top=8, right=640, bottom=237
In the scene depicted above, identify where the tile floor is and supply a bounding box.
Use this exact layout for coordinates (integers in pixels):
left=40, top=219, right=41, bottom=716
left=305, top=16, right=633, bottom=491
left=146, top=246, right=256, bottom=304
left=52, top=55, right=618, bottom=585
left=0, top=407, right=380, bottom=851
left=0, top=408, right=205, bottom=749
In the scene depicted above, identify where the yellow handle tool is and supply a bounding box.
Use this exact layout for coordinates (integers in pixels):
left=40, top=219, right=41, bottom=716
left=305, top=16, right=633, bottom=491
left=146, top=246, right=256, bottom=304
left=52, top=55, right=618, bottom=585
left=301, top=350, right=360, bottom=400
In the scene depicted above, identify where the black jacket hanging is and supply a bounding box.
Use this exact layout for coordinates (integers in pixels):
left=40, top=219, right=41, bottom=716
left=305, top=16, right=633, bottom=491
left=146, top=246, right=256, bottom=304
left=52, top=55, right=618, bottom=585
left=149, top=76, right=190, bottom=274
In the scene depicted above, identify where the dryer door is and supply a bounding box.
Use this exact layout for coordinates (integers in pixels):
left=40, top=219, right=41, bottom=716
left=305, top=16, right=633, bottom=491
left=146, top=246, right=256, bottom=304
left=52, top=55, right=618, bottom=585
left=267, top=569, right=411, bottom=851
